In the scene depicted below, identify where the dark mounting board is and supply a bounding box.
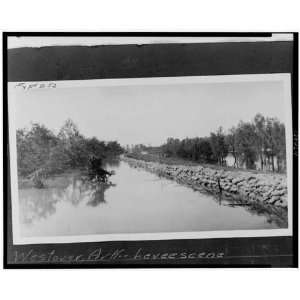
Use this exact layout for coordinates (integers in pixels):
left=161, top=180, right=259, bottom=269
left=3, top=32, right=298, bottom=268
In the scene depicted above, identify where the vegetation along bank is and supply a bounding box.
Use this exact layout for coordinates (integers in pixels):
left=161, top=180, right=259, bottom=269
left=17, top=119, right=123, bottom=188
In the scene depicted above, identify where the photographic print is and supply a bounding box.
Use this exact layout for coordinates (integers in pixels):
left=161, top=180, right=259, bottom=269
left=8, top=74, right=293, bottom=245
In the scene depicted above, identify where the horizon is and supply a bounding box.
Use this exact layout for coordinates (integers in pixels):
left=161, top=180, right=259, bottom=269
left=14, top=80, right=287, bottom=147
left=17, top=112, right=285, bottom=148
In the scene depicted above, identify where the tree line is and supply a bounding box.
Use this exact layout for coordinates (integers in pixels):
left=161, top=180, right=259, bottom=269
left=161, top=114, right=286, bottom=172
left=16, top=119, right=123, bottom=177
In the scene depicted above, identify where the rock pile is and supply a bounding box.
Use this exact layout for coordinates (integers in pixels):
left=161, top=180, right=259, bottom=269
left=122, top=156, right=288, bottom=208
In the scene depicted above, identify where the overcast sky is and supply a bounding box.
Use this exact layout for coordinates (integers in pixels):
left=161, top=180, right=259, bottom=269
left=15, top=80, right=286, bottom=146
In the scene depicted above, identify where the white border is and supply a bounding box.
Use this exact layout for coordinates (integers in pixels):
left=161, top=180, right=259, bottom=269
left=8, top=74, right=293, bottom=245
left=7, top=34, right=293, bottom=49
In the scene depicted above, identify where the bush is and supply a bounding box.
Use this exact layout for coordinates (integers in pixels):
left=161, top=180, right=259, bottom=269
left=17, top=120, right=124, bottom=177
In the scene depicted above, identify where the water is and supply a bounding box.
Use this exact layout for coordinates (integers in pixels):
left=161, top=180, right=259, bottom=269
left=18, top=160, right=286, bottom=238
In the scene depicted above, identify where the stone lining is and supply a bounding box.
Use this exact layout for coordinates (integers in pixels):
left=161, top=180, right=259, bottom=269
left=122, top=156, right=288, bottom=208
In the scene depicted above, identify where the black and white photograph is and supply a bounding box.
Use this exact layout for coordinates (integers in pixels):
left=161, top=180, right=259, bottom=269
left=8, top=74, right=292, bottom=244
left=4, top=33, right=297, bottom=270
left=2, top=0, right=300, bottom=298
left=1, top=1, right=300, bottom=298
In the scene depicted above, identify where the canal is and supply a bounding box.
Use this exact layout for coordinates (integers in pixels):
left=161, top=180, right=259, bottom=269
left=18, top=159, right=286, bottom=238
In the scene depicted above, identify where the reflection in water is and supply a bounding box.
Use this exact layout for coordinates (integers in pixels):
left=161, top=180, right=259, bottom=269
left=199, top=188, right=287, bottom=228
left=20, top=189, right=58, bottom=225
left=87, top=183, right=116, bottom=206
left=18, top=160, right=287, bottom=238
left=243, top=203, right=287, bottom=227
left=19, top=174, right=116, bottom=225
left=215, top=191, right=288, bottom=228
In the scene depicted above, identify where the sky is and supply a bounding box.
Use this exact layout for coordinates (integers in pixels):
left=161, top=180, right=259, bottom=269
left=14, top=80, right=287, bottom=146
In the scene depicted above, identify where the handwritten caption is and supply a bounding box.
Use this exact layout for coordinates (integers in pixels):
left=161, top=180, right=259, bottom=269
left=14, top=82, right=56, bottom=90
left=14, top=248, right=225, bottom=264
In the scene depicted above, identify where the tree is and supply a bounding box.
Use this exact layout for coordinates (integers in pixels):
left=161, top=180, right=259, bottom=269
left=16, top=119, right=124, bottom=178
left=58, top=119, right=80, bottom=141
left=210, top=127, right=228, bottom=166
left=235, top=122, right=257, bottom=169
left=272, top=120, right=286, bottom=172
left=225, top=127, right=239, bottom=168
left=253, top=113, right=266, bottom=170
left=16, top=129, right=31, bottom=176
left=16, top=123, right=57, bottom=176
left=162, top=138, right=181, bottom=157
left=137, top=114, right=286, bottom=172
left=106, top=141, right=124, bottom=156
left=263, top=117, right=286, bottom=172
left=58, top=119, right=88, bottom=168
left=198, top=137, right=215, bottom=163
